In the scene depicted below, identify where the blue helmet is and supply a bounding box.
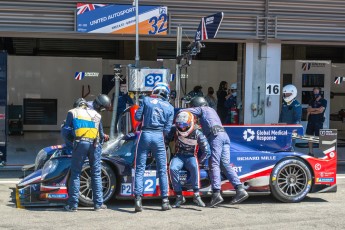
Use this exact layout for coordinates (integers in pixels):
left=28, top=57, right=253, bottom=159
left=152, top=82, right=170, bottom=100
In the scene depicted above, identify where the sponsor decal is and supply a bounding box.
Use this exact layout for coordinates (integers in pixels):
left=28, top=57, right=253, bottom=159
left=75, top=72, right=99, bottom=80
left=242, top=129, right=288, bottom=142
left=47, top=194, right=68, bottom=199
left=0, top=114, right=5, bottom=120
left=316, top=178, right=334, bottom=183
left=334, top=76, right=345, bottom=85
left=314, top=163, right=322, bottom=171
left=243, top=129, right=255, bottom=141
left=237, top=156, right=276, bottom=161
left=302, top=62, right=325, bottom=71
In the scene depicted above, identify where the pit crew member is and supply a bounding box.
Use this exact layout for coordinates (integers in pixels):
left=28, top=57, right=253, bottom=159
left=184, top=96, right=249, bottom=207
left=134, top=83, right=174, bottom=212
left=168, top=111, right=211, bottom=208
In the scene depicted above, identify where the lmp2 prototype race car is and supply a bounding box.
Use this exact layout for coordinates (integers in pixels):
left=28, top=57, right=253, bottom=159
left=16, top=105, right=337, bottom=208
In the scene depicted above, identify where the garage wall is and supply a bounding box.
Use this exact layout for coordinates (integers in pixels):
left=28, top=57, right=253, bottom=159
left=7, top=56, right=103, bottom=131
left=7, top=56, right=236, bottom=131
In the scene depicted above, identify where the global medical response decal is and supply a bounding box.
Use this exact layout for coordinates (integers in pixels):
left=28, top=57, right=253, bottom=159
left=226, top=125, right=304, bottom=152
left=76, top=3, right=168, bottom=35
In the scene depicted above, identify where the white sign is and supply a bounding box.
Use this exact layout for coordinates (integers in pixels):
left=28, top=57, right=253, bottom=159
left=266, top=83, right=280, bottom=95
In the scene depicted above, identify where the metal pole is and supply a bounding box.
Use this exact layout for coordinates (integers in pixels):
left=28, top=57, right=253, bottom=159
left=135, top=0, right=140, bottom=67
left=175, top=26, right=182, bottom=107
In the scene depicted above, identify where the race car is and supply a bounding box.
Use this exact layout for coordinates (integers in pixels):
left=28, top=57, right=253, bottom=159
left=16, top=105, right=337, bottom=208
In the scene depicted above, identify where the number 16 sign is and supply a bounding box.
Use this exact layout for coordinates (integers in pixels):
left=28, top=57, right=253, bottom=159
left=266, top=83, right=280, bottom=95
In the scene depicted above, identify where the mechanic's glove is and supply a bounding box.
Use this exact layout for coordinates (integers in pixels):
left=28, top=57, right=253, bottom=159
left=124, top=133, right=136, bottom=140
left=103, top=134, right=110, bottom=142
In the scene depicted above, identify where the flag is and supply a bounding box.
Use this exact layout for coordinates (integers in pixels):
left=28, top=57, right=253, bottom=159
left=77, top=3, right=107, bottom=15
left=195, top=12, right=224, bottom=42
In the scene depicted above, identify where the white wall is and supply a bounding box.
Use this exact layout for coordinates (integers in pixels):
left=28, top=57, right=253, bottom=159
left=7, top=56, right=237, bottom=131
left=8, top=56, right=103, bottom=131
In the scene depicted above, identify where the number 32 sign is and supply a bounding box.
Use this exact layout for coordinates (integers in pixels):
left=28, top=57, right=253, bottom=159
left=266, top=83, right=280, bottom=95
left=145, top=73, right=163, bottom=87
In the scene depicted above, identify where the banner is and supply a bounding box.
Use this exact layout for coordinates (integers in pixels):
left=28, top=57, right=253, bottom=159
left=194, top=12, right=224, bottom=41
left=76, top=3, right=168, bottom=35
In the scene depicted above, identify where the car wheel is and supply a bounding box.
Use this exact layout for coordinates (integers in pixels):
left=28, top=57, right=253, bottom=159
left=270, top=158, right=312, bottom=203
left=78, top=162, right=116, bottom=207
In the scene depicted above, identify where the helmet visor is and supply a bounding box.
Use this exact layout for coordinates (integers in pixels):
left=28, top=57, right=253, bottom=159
left=283, top=93, right=292, bottom=98
left=176, top=122, right=190, bottom=132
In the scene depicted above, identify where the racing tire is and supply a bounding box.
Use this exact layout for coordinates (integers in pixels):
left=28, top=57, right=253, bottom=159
left=78, top=162, right=116, bottom=207
left=270, top=158, right=312, bottom=203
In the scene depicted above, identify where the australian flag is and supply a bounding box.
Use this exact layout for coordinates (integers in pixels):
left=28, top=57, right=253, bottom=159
left=77, top=3, right=107, bottom=15
left=75, top=72, right=85, bottom=80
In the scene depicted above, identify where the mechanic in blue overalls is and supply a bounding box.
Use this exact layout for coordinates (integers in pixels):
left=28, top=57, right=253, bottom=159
left=279, top=84, right=302, bottom=125
left=63, top=98, right=107, bottom=212
left=184, top=96, right=249, bottom=207
left=168, top=111, right=211, bottom=208
left=134, top=82, right=174, bottom=212
left=61, top=98, right=88, bottom=155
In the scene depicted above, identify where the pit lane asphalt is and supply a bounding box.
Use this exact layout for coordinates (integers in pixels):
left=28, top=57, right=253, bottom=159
left=1, top=169, right=345, bottom=230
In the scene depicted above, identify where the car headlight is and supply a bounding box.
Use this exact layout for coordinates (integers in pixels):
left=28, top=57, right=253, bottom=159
left=35, top=149, right=48, bottom=170
left=41, top=159, right=59, bottom=180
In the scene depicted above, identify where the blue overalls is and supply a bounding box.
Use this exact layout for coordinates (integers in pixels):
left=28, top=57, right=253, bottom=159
left=169, top=127, right=210, bottom=194
left=185, top=106, right=242, bottom=192
left=224, top=95, right=237, bottom=124
left=279, top=99, right=302, bottom=124
left=134, top=96, right=174, bottom=198
left=62, top=106, right=104, bottom=209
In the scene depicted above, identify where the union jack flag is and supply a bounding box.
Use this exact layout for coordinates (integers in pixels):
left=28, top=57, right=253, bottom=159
left=75, top=72, right=85, bottom=80
left=77, top=3, right=107, bottom=15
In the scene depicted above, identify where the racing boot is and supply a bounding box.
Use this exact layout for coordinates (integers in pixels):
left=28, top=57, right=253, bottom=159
left=193, top=194, right=206, bottom=207
left=209, top=192, right=224, bottom=208
left=161, top=198, right=172, bottom=211
left=230, top=185, right=249, bottom=205
left=172, top=195, right=186, bottom=208
left=134, top=196, right=143, bottom=212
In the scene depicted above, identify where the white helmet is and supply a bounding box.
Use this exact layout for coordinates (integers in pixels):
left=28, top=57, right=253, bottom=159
left=152, top=82, right=170, bottom=100
left=282, top=84, right=297, bottom=103
left=175, top=111, right=194, bottom=137
left=230, top=83, right=237, bottom=90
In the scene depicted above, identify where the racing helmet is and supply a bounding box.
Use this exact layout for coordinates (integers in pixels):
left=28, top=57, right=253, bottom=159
left=73, top=98, right=87, bottom=108
left=93, top=94, right=111, bottom=112
left=175, top=111, right=194, bottom=137
left=230, top=83, right=237, bottom=90
left=190, top=96, right=208, bottom=107
left=282, top=84, right=297, bottom=103
left=152, top=82, right=170, bottom=100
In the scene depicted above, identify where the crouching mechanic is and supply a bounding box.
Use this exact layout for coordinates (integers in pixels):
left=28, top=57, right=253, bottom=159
left=168, top=111, right=211, bottom=208
left=62, top=98, right=107, bottom=212
left=185, top=96, right=249, bottom=207
left=134, top=83, right=174, bottom=212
